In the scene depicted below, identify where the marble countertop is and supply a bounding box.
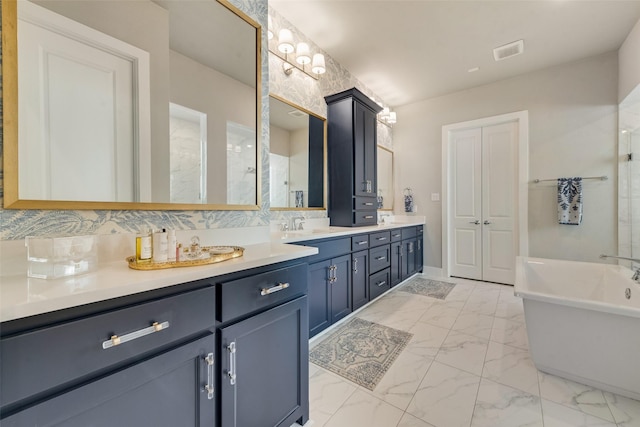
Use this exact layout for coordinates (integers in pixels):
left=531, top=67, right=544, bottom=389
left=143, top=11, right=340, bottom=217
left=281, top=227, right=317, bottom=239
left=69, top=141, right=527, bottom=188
left=0, top=242, right=317, bottom=323
left=270, top=219, right=426, bottom=243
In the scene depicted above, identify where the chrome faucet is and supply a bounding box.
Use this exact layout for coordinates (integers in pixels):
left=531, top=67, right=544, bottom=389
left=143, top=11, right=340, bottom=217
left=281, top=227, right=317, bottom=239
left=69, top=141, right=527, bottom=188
left=599, top=255, right=640, bottom=283
left=292, top=216, right=305, bottom=230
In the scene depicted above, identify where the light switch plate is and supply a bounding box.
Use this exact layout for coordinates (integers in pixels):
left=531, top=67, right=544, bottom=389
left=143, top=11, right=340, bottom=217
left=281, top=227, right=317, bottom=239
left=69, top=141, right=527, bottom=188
left=431, top=193, right=440, bottom=201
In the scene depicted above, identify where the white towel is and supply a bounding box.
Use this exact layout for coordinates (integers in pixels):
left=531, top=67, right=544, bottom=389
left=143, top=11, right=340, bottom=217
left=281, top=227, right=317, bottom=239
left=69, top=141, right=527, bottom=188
left=557, top=177, right=583, bottom=225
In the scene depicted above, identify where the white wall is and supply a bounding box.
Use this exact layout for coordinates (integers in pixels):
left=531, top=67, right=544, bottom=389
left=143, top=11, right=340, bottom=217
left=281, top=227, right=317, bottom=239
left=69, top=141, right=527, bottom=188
left=394, top=52, right=619, bottom=268
left=619, top=18, right=640, bottom=102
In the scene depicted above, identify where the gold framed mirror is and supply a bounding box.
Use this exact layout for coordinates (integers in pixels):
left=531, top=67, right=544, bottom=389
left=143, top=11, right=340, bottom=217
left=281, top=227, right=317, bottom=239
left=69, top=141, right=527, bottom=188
left=2, top=0, right=261, bottom=210
left=269, top=94, right=326, bottom=210
left=377, top=145, right=393, bottom=211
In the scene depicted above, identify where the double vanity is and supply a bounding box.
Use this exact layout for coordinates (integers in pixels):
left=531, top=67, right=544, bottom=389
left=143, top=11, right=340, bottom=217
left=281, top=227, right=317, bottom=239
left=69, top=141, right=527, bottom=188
left=0, top=220, right=424, bottom=427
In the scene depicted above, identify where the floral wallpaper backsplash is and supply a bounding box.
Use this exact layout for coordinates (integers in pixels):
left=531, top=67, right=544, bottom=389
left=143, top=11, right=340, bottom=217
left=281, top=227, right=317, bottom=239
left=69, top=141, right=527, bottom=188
left=0, top=1, right=394, bottom=240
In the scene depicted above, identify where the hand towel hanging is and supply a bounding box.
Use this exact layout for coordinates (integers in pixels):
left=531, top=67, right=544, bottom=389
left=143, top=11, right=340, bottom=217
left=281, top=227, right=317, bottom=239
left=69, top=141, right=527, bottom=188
left=557, top=177, right=583, bottom=225
left=404, top=188, right=414, bottom=213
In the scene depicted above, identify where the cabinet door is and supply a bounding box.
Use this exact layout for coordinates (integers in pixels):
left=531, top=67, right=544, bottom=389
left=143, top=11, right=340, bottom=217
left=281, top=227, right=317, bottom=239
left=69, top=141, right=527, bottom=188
left=416, top=235, right=424, bottom=273
left=330, top=254, right=352, bottom=323
left=3, top=334, right=216, bottom=427
left=402, top=238, right=417, bottom=280
left=353, top=102, right=376, bottom=197
left=308, top=260, right=332, bottom=337
left=220, top=297, right=309, bottom=427
left=352, top=250, right=369, bottom=311
left=390, top=241, right=402, bottom=287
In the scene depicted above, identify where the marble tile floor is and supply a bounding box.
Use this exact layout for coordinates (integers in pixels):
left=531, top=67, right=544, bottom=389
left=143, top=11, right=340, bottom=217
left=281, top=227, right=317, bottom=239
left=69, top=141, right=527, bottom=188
left=305, top=275, right=640, bottom=427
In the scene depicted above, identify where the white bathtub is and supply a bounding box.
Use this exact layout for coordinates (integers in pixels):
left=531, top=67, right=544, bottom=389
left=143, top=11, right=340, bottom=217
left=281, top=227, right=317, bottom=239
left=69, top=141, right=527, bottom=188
left=515, top=256, right=640, bottom=400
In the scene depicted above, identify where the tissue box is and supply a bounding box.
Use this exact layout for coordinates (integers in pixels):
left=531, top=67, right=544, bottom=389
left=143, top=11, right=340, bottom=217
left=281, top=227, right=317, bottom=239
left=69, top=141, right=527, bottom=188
left=26, top=235, right=98, bottom=279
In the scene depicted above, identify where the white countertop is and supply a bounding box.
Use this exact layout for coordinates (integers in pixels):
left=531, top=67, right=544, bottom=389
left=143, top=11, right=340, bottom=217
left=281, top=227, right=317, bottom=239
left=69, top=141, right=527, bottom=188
left=270, top=220, right=426, bottom=243
left=0, top=242, right=317, bottom=323
left=1, top=218, right=426, bottom=323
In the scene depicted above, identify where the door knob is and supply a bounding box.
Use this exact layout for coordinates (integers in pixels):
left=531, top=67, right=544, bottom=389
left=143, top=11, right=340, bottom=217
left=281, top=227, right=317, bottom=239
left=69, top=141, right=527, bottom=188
left=469, top=220, right=480, bottom=225
left=483, top=220, right=492, bottom=225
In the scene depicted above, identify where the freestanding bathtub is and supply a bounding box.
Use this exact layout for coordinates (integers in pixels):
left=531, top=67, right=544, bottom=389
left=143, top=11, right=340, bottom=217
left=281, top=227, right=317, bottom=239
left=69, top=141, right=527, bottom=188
left=515, top=256, right=640, bottom=400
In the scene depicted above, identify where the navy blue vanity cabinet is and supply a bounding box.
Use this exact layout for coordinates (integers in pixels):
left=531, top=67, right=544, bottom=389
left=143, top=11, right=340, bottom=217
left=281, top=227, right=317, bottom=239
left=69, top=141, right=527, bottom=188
left=390, top=240, right=403, bottom=287
left=216, top=262, right=309, bottom=427
left=416, top=226, right=424, bottom=273
left=0, top=282, right=217, bottom=426
left=325, top=88, right=383, bottom=227
left=295, top=237, right=352, bottom=337
left=352, top=249, right=370, bottom=310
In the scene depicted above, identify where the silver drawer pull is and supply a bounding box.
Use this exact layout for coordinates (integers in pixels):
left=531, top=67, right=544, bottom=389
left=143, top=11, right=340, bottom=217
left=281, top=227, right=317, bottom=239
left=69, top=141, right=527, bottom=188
left=363, top=202, right=373, bottom=206
left=377, top=237, right=387, bottom=241
left=204, top=353, right=215, bottom=399
left=364, top=215, right=374, bottom=219
left=227, top=342, right=237, bottom=386
left=102, top=321, right=170, bottom=350
left=357, top=241, right=367, bottom=245
left=376, top=256, right=386, bottom=261
left=393, top=234, right=401, bottom=238
left=377, top=281, right=387, bottom=287
left=260, top=282, right=290, bottom=296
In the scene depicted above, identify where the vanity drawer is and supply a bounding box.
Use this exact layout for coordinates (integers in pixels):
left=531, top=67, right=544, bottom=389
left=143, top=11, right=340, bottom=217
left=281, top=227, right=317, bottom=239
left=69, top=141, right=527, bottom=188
left=417, top=225, right=424, bottom=236
left=351, top=234, right=369, bottom=251
left=353, top=211, right=377, bottom=226
left=217, top=263, right=307, bottom=323
left=353, top=196, right=376, bottom=210
left=390, top=229, right=403, bottom=242
left=369, top=231, right=391, bottom=247
left=0, top=286, right=216, bottom=410
left=401, top=226, right=418, bottom=240
left=369, top=244, right=391, bottom=273
left=369, top=268, right=391, bottom=300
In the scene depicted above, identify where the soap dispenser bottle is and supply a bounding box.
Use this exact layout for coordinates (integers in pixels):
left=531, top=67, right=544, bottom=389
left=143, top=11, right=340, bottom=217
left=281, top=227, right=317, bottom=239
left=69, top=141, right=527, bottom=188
left=152, top=229, right=168, bottom=263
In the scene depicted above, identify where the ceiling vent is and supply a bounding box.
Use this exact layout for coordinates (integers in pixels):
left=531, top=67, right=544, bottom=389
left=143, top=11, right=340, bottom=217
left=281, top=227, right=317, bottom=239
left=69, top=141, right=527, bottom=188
left=493, top=40, right=524, bottom=61
left=288, top=110, right=306, bottom=118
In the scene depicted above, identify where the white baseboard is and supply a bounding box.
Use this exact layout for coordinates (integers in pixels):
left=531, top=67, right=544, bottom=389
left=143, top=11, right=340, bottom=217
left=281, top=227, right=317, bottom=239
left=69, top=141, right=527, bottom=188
left=420, top=266, right=444, bottom=278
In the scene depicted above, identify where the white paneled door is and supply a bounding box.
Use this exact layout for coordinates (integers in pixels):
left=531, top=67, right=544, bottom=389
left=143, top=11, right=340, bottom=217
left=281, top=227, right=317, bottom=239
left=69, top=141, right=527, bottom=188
left=449, top=122, right=518, bottom=284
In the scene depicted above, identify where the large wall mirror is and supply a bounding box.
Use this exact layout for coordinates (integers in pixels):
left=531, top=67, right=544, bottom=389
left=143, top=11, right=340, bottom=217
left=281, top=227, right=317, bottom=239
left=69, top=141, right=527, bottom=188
left=269, top=95, right=326, bottom=210
left=377, top=145, right=393, bottom=211
left=2, top=0, right=261, bottom=210
left=619, top=83, right=640, bottom=262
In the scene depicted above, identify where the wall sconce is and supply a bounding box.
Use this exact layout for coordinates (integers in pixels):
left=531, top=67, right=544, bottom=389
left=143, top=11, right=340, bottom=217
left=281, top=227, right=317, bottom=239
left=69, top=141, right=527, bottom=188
left=268, top=22, right=326, bottom=80
left=378, top=107, right=397, bottom=127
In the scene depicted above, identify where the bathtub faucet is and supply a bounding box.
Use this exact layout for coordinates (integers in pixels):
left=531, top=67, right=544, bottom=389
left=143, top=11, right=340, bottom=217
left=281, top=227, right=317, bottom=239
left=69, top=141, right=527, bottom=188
left=599, top=255, right=640, bottom=283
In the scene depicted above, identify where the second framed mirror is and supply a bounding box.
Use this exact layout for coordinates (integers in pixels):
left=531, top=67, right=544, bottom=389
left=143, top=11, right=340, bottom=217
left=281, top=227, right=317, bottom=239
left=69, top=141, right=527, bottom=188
left=269, top=95, right=326, bottom=210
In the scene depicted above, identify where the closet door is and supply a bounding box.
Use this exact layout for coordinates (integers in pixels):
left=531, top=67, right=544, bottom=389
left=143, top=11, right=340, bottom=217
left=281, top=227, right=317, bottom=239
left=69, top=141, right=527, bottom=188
left=449, top=122, right=518, bottom=285
left=481, top=122, right=518, bottom=284
left=450, top=128, right=483, bottom=280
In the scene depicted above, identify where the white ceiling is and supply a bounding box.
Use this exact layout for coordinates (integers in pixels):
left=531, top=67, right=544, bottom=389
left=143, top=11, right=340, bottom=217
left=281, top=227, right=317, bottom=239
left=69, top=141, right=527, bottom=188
left=269, top=0, right=640, bottom=107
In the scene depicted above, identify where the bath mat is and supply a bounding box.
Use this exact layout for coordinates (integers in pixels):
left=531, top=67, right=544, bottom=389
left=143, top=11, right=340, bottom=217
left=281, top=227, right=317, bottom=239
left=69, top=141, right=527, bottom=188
left=399, top=277, right=456, bottom=300
left=309, top=318, right=413, bottom=390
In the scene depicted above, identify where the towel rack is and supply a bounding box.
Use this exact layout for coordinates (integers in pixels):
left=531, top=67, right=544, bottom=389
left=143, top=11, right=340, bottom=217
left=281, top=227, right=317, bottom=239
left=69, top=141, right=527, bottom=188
left=532, top=175, right=608, bottom=184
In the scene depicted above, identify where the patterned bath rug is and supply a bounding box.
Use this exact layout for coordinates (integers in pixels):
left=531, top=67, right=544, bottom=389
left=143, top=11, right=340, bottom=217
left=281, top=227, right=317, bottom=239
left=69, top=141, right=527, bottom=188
left=309, top=318, right=413, bottom=390
left=399, top=276, right=456, bottom=300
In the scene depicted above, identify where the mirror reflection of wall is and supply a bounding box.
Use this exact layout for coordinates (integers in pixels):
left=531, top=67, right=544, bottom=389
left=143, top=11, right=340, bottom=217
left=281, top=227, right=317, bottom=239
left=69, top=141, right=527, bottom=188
left=269, top=96, right=325, bottom=209
left=377, top=146, right=394, bottom=210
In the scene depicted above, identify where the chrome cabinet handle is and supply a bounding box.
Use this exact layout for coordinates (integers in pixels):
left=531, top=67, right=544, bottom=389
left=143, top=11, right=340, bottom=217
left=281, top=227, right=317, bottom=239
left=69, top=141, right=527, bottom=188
left=329, top=265, right=337, bottom=283
left=261, top=282, right=290, bottom=296
left=363, top=202, right=374, bottom=206
left=102, top=321, right=170, bottom=350
left=357, top=241, right=368, bottom=245
left=365, top=180, right=372, bottom=193
left=484, top=220, right=492, bottom=225
left=376, top=237, right=387, bottom=241
left=409, top=242, right=414, bottom=253
left=227, top=342, right=236, bottom=386
left=393, top=234, right=401, bottom=238
left=364, top=215, right=374, bottom=219
left=353, top=257, right=358, bottom=274
left=418, top=241, right=421, bottom=250
left=204, top=353, right=215, bottom=399
left=469, top=220, right=480, bottom=225
left=376, top=256, right=386, bottom=261
left=377, top=280, right=387, bottom=287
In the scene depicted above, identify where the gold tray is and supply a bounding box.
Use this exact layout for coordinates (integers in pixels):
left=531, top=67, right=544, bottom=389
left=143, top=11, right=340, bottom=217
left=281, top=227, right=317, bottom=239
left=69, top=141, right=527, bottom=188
left=127, top=246, right=244, bottom=270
